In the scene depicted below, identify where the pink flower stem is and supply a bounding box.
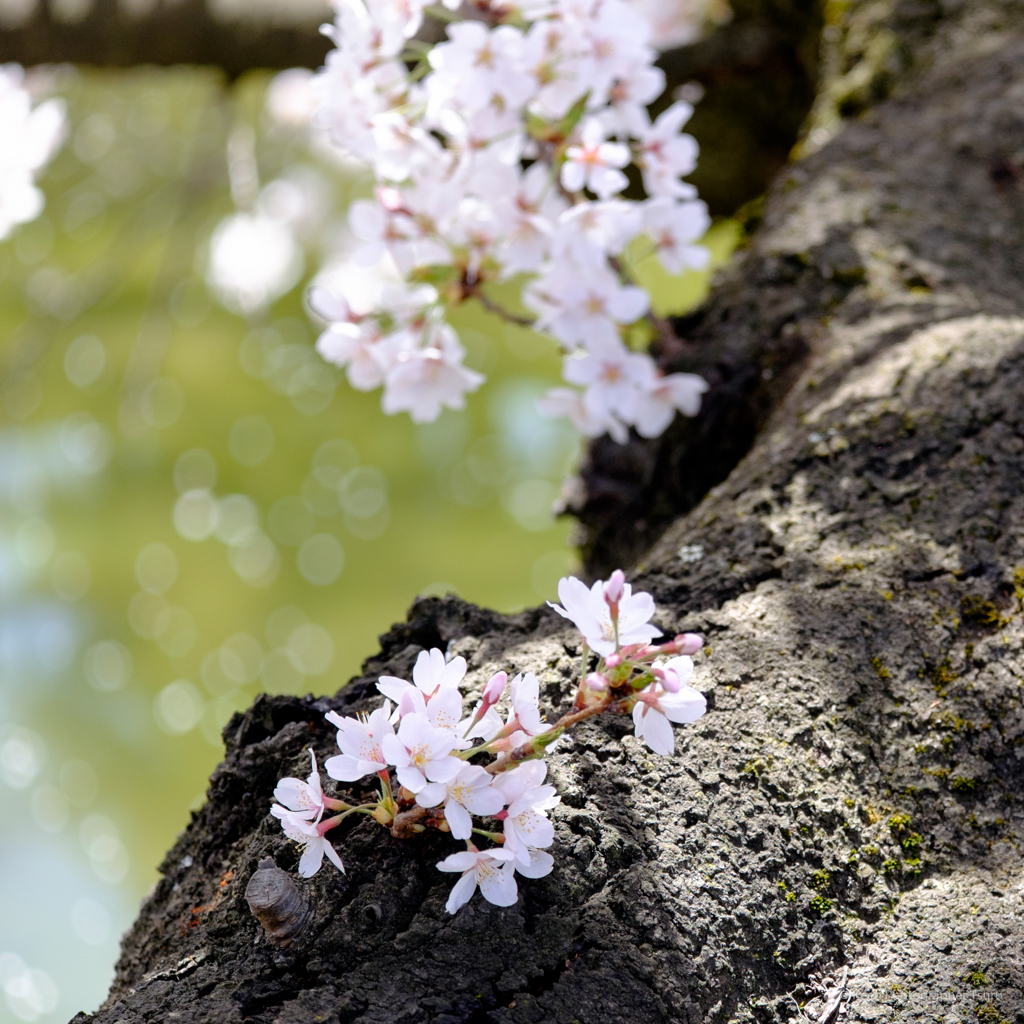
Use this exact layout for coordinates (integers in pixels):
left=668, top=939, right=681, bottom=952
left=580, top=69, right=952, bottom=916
left=317, top=805, right=379, bottom=835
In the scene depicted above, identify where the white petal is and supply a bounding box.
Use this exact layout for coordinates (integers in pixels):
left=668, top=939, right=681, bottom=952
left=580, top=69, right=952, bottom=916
left=324, top=753, right=369, bottom=782
left=660, top=685, right=707, bottom=724
left=416, top=781, right=448, bottom=807
left=445, top=870, right=477, bottom=914
left=445, top=800, right=473, bottom=840
left=396, top=765, right=427, bottom=792
left=437, top=851, right=479, bottom=873
left=478, top=863, right=518, bottom=907
left=515, top=849, right=554, bottom=879
left=637, top=705, right=675, bottom=755
left=323, top=840, right=345, bottom=873
left=297, top=840, right=325, bottom=878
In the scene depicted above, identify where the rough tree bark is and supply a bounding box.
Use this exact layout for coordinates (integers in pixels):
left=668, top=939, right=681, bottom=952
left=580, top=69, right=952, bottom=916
left=72, top=0, right=1024, bottom=1021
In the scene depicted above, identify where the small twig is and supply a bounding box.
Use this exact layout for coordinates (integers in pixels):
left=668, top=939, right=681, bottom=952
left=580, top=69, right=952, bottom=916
left=474, top=289, right=537, bottom=328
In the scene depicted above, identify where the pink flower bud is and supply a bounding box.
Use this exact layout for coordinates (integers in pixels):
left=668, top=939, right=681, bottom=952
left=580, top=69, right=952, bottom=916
left=585, top=672, right=609, bottom=692
left=603, top=569, right=625, bottom=605
left=664, top=633, right=704, bottom=656
left=482, top=671, right=507, bottom=705
left=604, top=652, right=623, bottom=669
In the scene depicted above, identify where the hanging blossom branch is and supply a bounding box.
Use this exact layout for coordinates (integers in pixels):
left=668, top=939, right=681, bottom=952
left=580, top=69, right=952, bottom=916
left=0, top=66, right=66, bottom=243
left=271, top=569, right=706, bottom=913
left=306, top=0, right=716, bottom=440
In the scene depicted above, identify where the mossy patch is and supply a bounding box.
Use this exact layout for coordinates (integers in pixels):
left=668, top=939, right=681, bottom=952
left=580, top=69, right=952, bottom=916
left=961, top=595, right=1008, bottom=629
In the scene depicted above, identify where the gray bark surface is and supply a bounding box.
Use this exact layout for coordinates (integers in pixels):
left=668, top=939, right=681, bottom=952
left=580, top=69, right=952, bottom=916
left=72, top=1, right=1024, bottom=1022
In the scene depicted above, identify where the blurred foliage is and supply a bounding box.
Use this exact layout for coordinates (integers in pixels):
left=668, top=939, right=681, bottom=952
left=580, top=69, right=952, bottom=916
left=0, top=67, right=731, bottom=1023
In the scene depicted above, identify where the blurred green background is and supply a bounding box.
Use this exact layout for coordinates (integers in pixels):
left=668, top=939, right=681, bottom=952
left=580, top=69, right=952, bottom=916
left=0, top=66, right=735, bottom=1024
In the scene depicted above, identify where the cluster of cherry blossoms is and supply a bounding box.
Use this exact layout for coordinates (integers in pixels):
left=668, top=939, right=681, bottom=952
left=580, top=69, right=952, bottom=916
left=0, top=65, right=66, bottom=243
left=307, top=0, right=712, bottom=441
left=270, top=570, right=706, bottom=913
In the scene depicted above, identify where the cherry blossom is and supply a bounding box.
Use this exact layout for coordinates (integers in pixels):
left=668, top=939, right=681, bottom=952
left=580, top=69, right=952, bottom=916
left=304, top=0, right=717, bottom=443
left=503, top=672, right=545, bottom=745
left=436, top=846, right=518, bottom=913
left=324, top=703, right=394, bottom=782
left=549, top=573, right=662, bottom=655
left=536, top=386, right=628, bottom=443
left=492, top=760, right=561, bottom=868
left=637, top=102, right=700, bottom=199
left=633, top=371, right=710, bottom=438
left=380, top=321, right=484, bottom=423
left=641, top=197, right=710, bottom=274
left=562, top=338, right=656, bottom=425
left=416, top=764, right=504, bottom=839
left=632, top=669, right=707, bottom=755
left=272, top=748, right=327, bottom=821
left=266, top=568, right=710, bottom=909
left=0, top=66, right=65, bottom=243
left=561, top=119, right=630, bottom=200
left=381, top=711, right=463, bottom=793
left=272, top=807, right=346, bottom=877
left=377, top=648, right=469, bottom=728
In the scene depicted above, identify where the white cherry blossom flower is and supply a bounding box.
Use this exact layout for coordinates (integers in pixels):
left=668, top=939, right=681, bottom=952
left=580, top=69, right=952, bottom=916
left=381, top=711, right=463, bottom=793
left=549, top=573, right=662, bottom=656
left=324, top=702, right=394, bottom=782
left=637, top=102, right=700, bottom=199
left=272, top=748, right=326, bottom=822
left=503, top=671, right=545, bottom=744
left=603, top=61, right=665, bottom=135
left=381, top=321, right=484, bottom=423
left=632, top=667, right=706, bottom=755
left=525, top=262, right=648, bottom=350
left=492, top=760, right=560, bottom=867
left=272, top=807, right=345, bottom=877
left=536, top=385, right=629, bottom=443
left=642, top=196, right=710, bottom=274
left=561, top=119, right=630, bottom=199
left=378, top=647, right=468, bottom=705
left=562, top=338, right=656, bottom=424
left=416, top=763, right=505, bottom=839
left=0, top=66, right=66, bottom=242
left=437, top=846, right=518, bottom=913
left=633, top=371, right=709, bottom=438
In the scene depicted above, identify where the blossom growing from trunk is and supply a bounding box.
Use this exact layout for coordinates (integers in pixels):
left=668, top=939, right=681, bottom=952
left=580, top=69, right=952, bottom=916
left=492, top=760, right=560, bottom=867
left=416, top=764, right=504, bottom=839
left=549, top=573, right=662, bottom=655
left=272, top=807, right=346, bottom=877
left=378, top=648, right=468, bottom=731
left=632, top=657, right=707, bottom=755
left=381, top=711, right=463, bottom=793
left=436, top=846, right=518, bottom=913
left=324, top=703, right=394, bottom=782
left=273, top=748, right=327, bottom=821
left=269, top=570, right=708, bottom=907
left=502, top=671, right=545, bottom=745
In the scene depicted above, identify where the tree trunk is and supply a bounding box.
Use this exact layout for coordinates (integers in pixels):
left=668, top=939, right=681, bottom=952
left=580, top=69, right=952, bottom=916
left=72, top=1, right=1024, bottom=1021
